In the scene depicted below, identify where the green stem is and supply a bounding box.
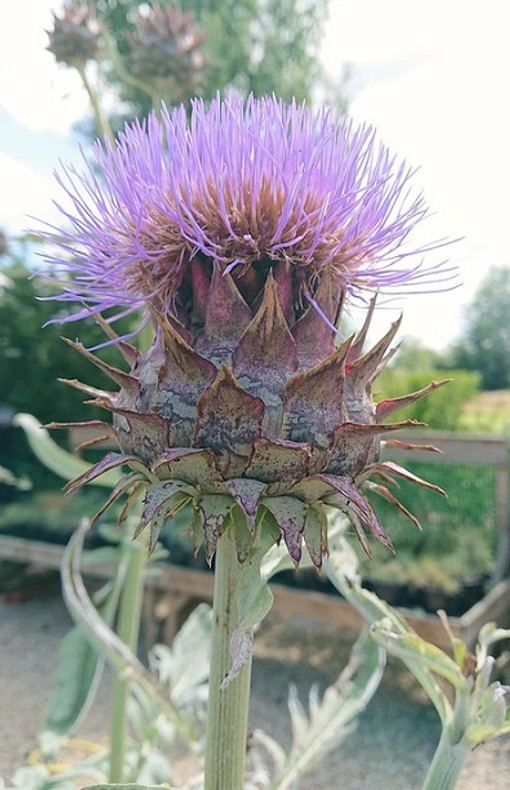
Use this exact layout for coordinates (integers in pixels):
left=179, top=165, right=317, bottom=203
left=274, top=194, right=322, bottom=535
left=108, top=537, right=147, bottom=783
left=422, top=729, right=470, bottom=790
left=75, top=62, right=115, bottom=144
left=204, top=527, right=253, bottom=790
left=105, top=33, right=156, bottom=104
left=62, top=520, right=194, bottom=738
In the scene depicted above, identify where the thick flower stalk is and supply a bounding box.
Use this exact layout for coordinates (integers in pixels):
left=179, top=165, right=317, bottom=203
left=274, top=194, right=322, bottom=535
left=44, top=95, right=450, bottom=569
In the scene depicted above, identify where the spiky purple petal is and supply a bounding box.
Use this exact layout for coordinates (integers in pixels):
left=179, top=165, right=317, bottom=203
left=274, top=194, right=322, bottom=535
left=40, top=95, right=454, bottom=334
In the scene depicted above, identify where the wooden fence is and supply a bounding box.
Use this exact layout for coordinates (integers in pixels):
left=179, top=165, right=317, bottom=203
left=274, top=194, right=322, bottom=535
left=382, top=429, right=510, bottom=582
left=1, top=429, right=509, bottom=649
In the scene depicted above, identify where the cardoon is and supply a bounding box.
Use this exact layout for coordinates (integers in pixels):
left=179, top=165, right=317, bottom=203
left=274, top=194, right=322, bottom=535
left=46, top=94, right=447, bottom=565
left=43, top=95, right=450, bottom=788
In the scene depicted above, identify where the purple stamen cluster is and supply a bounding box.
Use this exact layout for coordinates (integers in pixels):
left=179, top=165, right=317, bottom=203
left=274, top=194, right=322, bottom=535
left=44, top=94, right=451, bottom=329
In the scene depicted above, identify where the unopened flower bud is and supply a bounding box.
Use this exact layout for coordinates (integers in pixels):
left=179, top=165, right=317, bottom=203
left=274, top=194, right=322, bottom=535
left=46, top=0, right=103, bottom=67
left=126, top=4, right=206, bottom=100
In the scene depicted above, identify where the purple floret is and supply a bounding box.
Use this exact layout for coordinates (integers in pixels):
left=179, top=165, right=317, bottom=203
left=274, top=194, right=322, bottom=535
left=41, top=94, right=453, bottom=328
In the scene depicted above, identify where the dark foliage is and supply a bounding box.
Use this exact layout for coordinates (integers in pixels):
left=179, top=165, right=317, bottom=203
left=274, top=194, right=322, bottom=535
left=0, top=254, right=132, bottom=489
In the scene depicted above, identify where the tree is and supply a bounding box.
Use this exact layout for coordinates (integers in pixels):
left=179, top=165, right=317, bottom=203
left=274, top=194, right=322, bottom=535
left=450, top=266, right=510, bottom=390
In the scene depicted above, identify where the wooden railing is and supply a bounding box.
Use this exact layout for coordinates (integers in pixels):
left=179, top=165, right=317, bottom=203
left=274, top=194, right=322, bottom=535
left=382, top=430, right=510, bottom=582
left=1, top=429, right=509, bottom=649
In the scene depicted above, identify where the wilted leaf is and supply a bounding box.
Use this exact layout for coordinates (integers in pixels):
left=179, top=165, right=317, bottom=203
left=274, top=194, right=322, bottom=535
left=41, top=567, right=124, bottom=750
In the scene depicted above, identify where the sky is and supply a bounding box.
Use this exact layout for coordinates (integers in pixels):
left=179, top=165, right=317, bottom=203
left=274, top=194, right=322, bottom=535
left=1, top=0, right=509, bottom=350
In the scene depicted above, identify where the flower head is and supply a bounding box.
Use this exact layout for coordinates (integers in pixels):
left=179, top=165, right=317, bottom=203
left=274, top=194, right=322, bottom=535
left=125, top=3, right=206, bottom=100
left=46, top=0, right=103, bottom=67
left=44, top=95, right=450, bottom=331
left=44, top=95, right=451, bottom=566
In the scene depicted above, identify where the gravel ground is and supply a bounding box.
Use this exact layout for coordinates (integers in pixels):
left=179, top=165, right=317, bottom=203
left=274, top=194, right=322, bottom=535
left=1, top=586, right=510, bottom=788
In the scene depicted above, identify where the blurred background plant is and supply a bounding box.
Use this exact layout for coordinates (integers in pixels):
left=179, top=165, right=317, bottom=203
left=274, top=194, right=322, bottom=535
left=2, top=513, right=509, bottom=789
left=43, top=0, right=346, bottom=140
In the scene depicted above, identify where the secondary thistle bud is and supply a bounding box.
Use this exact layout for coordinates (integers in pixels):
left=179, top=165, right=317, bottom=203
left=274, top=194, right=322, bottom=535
left=125, top=4, right=206, bottom=100
left=41, top=95, right=453, bottom=566
left=46, top=0, right=103, bottom=67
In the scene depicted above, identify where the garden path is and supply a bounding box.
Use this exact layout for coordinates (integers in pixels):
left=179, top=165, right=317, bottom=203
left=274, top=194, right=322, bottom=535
left=1, top=589, right=509, bottom=788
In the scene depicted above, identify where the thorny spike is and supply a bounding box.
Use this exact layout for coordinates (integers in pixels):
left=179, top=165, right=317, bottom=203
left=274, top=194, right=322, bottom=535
left=364, top=460, right=447, bottom=496
left=376, top=343, right=400, bottom=375
left=262, top=496, right=308, bottom=564
left=224, top=478, right=266, bottom=531
left=194, top=364, right=265, bottom=461
left=348, top=316, right=402, bottom=386
left=292, top=270, right=341, bottom=367
left=157, top=313, right=217, bottom=383
left=58, top=377, right=114, bottom=400
left=348, top=296, right=377, bottom=359
left=155, top=314, right=218, bottom=442
left=61, top=337, right=141, bottom=397
left=201, top=261, right=252, bottom=346
left=92, top=398, right=170, bottom=462
left=376, top=379, right=451, bottom=420
left=233, top=271, right=298, bottom=388
left=245, top=437, right=311, bottom=483
left=93, top=313, right=140, bottom=366
left=90, top=472, right=147, bottom=526
left=190, top=256, right=212, bottom=327
left=151, top=446, right=219, bottom=485
left=364, top=480, right=422, bottom=530
left=274, top=260, right=295, bottom=326
left=44, top=419, right=111, bottom=431
left=64, top=450, right=144, bottom=494
left=326, top=419, right=417, bottom=477
left=303, top=504, right=328, bottom=568
left=283, top=337, right=353, bottom=446
left=381, top=438, right=442, bottom=454
left=74, top=433, right=115, bottom=451
left=138, top=480, right=187, bottom=531
left=320, top=472, right=393, bottom=551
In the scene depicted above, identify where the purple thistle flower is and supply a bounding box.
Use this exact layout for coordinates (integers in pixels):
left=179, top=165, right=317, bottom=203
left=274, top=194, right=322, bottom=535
left=43, top=94, right=452, bottom=331
left=43, top=95, right=452, bottom=566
